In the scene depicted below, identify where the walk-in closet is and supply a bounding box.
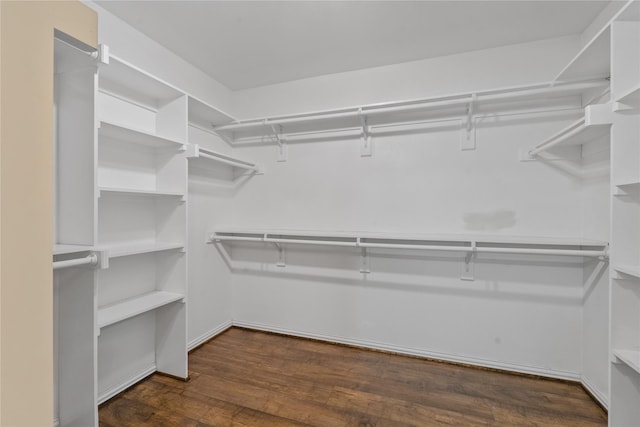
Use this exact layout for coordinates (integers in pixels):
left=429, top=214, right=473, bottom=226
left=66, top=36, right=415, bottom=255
left=1, top=1, right=640, bottom=425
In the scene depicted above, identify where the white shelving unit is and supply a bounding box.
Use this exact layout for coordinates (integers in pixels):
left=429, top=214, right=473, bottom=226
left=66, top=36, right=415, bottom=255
left=609, top=14, right=640, bottom=426
left=211, top=79, right=608, bottom=144
left=53, top=36, right=100, bottom=427
left=96, top=53, right=188, bottom=405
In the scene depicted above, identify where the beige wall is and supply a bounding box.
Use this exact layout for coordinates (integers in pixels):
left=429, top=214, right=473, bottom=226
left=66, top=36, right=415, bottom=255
left=0, top=2, right=96, bottom=425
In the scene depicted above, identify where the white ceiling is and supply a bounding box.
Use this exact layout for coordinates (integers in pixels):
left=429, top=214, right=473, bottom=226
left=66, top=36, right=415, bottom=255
left=96, top=1, right=610, bottom=91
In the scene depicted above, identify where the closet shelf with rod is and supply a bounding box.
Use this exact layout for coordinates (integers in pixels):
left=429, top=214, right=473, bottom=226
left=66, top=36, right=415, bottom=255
left=185, top=144, right=260, bottom=172
left=210, top=230, right=609, bottom=258
left=525, top=103, right=612, bottom=157
left=210, top=79, right=608, bottom=143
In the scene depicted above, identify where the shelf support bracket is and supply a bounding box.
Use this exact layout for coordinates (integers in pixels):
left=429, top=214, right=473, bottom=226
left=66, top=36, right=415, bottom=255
left=271, top=242, right=286, bottom=267
left=359, top=109, right=373, bottom=157
left=460, top=94, right=477, bottom=151
left=360, top=247, right=371, bottom=274
left=269, top=122, right=288, bottom=162
left=461, top=242, right=476, bottom=281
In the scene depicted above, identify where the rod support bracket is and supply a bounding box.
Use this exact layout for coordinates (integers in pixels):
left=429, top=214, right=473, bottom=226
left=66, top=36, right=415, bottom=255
left=271, top=242, right=286, bottom=267
left=460, top=94, right=477, bottom=151
left=360, top=247, right=371, bottom=274
left=461, top=242, right=476, bottom=281
left=359, top=109, right=373, bottom=157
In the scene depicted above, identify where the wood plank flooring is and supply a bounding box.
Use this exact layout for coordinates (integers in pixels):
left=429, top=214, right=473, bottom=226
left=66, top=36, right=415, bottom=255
left=99, top=327, right=607, bottom=426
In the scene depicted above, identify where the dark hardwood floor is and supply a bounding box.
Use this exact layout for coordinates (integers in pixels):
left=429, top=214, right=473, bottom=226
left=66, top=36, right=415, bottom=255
left=99, top=327, right=607, bottom=426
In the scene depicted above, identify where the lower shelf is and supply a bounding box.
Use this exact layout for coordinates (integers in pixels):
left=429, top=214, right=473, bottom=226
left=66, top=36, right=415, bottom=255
left=613, top=349, right=640, bottom=375
left=615, top=265, right=640, bottom=279
left=98, top=291, right=184, bottom=329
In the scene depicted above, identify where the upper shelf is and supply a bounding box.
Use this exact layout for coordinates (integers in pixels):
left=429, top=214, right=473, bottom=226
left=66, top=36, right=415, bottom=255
left=99, top=55, right=184, bottom=111
left=555, top=27, right=610, bottom=82
left=188, top=96, right=235, bottom=132
left=99, top=121, right=185, bottom=149
left=211, top=79, right=608, bottom=143
left=211, top=229, right=609, bottom=258
left=554, top=0, right=640, bottom=83
left=185, top=144, right=259, bottom=172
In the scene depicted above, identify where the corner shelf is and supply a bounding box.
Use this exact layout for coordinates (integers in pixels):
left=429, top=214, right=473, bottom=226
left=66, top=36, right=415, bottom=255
left=615, top=265, right=640, bottom=279
left=185, top=144, right=259, bottom=172
left=99, top=55, right=183, bottom=111
left=613, top=349, right=640, bottom=375
left=98, top=187, right=185, bottom=199
left=97, top=291, right=184, bottom=329
left=99, top=121, right=184, bottom=149
left=554, top=27, right=610, bottom=82
left=101, top=242, right=184, bottom=259
left=212, top=230, right=609, bottom=258
left=527, top=104, right=612, bottom=156
left=188, top=96, right=235, bottom=133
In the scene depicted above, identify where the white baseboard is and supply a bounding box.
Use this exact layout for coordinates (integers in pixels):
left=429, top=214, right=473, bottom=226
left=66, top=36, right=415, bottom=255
left=188, top=320, right=233, bottom=351
left=580, top=375, right=609, bottom=410
left=97, top=365, right=156, bottom=405
left=231, top=320, right=581, bottom=382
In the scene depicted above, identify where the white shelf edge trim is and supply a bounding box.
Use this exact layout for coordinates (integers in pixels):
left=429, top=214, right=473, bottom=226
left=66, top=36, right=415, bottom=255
left=98, top=187, right=185, bottom=199
left=614, top=265, right=640, bottom=279
left=98, top=291, right=184, bottom=329
left=211, top=78, right=607, bottom=136
left=104, top=242, right=185, bottom=259
left=210, top=231, right=609, bottom=258
left=185, top=144, right=259, bottom=171
left=613, top=349, right=640, bottom=375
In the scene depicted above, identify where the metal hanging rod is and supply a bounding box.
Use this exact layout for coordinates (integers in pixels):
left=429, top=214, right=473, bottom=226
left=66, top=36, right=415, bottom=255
left=213, top=78, right=608, bottom=133
left=53, top=254, right=98, bottom=270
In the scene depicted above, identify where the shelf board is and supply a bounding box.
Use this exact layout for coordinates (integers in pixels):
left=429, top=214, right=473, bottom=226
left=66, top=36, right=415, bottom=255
left=101, top=242, right=184, bottom=259
left=614, top=181, right=640, bottom=196
left=99, top=55, right=183, bottom=111
left=555, top=26, right=610, bottom=82
left=98, top=291, right=184, bottom=329
left=615, top=83, right=640, bottom=108
left=615, top=265, right=640, bottom=279
left=99, top=121, right=184, bottom=148
left=53, top=244, right=94, bottom=255
left=613, top=349, right=640, bottom=375
left=99, top=187, right=185, bottom=199
left=188, top=96, right=235, bottom=130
